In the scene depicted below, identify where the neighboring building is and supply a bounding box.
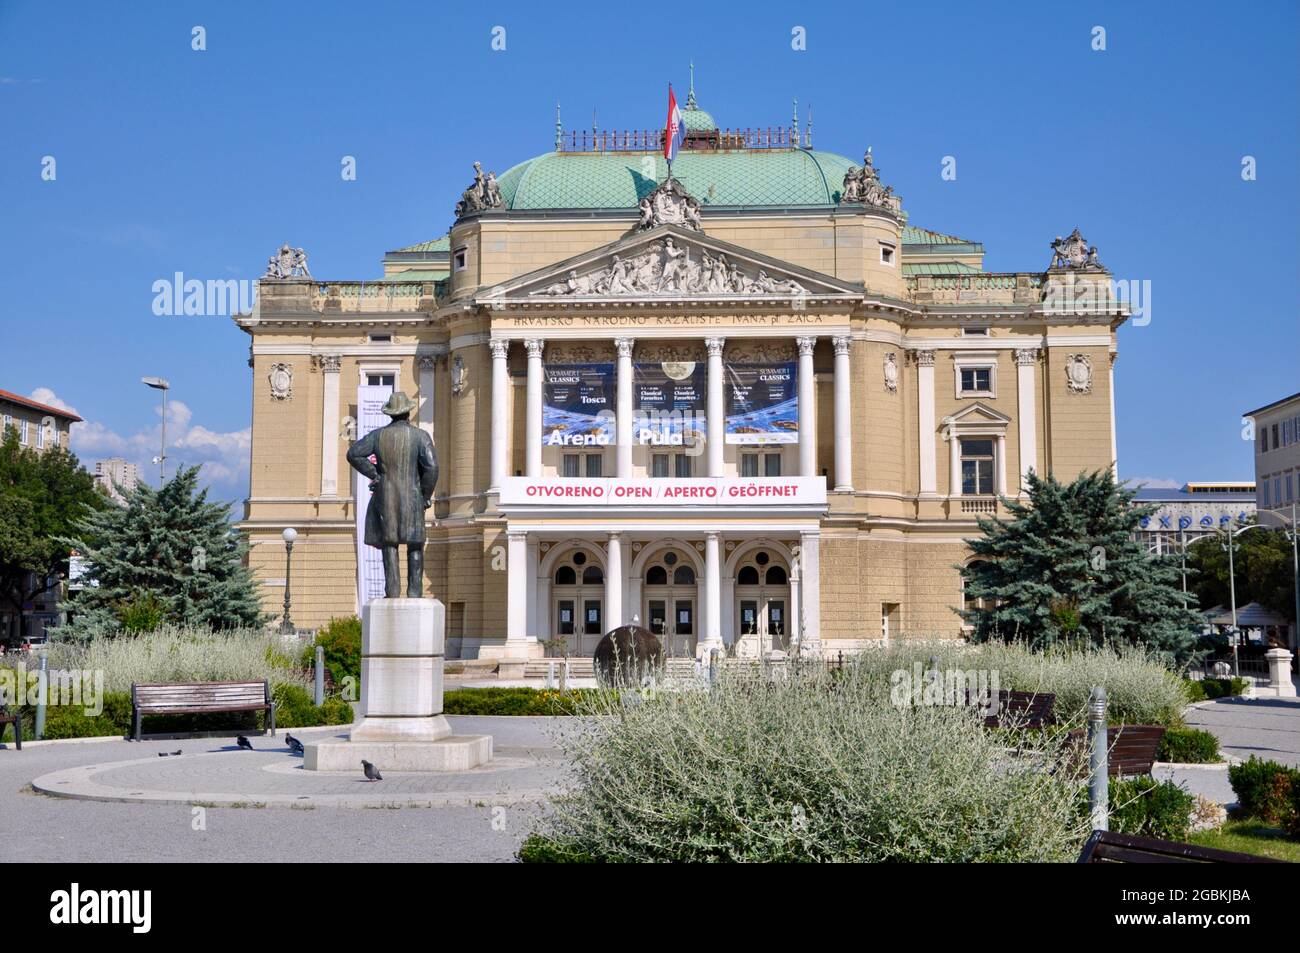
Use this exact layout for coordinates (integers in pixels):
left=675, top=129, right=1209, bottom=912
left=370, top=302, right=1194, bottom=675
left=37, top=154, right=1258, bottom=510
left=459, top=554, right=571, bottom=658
left=234, top=88, right=1129, bottom=660
left=0, top=388, right=83, bottom=644
left=1132, top=482, right=1256, bottom=556
left=1245, top=391, right=1300, bottom=518
left=0, top=388, right=81, bottom=452
left=94, top=457, right=140, bottom=503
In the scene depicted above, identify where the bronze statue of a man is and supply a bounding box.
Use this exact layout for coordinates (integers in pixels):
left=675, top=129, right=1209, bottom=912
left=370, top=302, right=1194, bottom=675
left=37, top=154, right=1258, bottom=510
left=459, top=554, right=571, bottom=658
left=346, top=392, right=437, bottom=598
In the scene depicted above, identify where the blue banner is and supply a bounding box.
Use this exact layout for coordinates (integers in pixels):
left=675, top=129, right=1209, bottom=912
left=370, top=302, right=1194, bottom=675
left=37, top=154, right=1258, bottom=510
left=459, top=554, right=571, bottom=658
left=543, top=363, right=615, bottom=447
left=725, top=361, right=798, bottom=444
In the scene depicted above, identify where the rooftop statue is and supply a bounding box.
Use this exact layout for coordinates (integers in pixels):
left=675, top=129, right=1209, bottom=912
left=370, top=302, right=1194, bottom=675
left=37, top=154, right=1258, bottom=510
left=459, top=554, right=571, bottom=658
left=455, top=161, right=504, bottom=218
left=838, top=147, right=896, bottom=209
left=264, top=243, right=312, bottom=279
left=1049, top=228, right=1103, bottom=270
left=346, top=392, right=438, bottom=599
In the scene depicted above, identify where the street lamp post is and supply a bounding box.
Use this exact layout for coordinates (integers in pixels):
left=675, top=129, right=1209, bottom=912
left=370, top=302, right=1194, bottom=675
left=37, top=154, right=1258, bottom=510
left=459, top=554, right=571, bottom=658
left=279, top=527, right=298, bottom=635
left=141, top=377, right=170, bottom=482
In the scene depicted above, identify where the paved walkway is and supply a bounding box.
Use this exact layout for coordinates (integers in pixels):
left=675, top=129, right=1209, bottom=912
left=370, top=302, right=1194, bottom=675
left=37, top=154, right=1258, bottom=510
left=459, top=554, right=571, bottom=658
left=0, top=717, right=572, bottom=862
left=1154, top=696, right=1300, bottom=808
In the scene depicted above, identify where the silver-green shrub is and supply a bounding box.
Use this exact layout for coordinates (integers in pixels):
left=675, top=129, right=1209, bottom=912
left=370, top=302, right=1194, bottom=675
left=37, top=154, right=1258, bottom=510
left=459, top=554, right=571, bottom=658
left=37, top=626, right=306, bottom=695
left=540, top=662, right=1093, bottom=862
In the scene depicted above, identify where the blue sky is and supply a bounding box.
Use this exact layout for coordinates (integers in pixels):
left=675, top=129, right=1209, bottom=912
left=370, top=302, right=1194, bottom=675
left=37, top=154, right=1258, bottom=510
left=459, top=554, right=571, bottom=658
left=2, top=0, right=1297, bottom=504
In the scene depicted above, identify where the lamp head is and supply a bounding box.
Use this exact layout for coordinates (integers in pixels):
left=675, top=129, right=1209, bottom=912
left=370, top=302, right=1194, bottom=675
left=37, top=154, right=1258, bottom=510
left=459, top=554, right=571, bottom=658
left=141, top=376, right=170, bottom=390
left=282, top=527, right=298, bottom=544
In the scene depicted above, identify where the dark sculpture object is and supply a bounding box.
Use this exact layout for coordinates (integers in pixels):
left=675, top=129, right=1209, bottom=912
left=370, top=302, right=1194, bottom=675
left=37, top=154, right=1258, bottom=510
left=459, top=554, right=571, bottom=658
left=593, top=625, right=664, bottom=687
left=346, top=392, right=437, bottom=598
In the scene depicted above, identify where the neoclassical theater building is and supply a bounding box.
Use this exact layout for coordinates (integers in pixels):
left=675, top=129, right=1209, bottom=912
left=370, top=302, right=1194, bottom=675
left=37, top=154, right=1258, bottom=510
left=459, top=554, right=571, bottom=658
left=235, top=91, right=1127, bottom=662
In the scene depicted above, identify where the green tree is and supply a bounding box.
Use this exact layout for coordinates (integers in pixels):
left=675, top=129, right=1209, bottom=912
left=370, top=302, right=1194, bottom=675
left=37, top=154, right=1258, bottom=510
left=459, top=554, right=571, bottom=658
left=959, top=469, right=1202, bottom=663
left=0, top=428, right=104, bottom=645
left=1186, top=526, right=1296, bottom=622
left=60, top=465, right=267, bottom=636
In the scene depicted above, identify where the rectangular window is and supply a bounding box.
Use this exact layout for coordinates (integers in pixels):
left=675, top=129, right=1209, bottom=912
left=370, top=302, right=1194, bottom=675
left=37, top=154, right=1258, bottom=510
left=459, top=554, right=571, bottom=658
left=959, top=367, right=993, bottom=394
left=960, top=438, right=995, bottom=495
left=368, top=333, right=392, bottom=344
left=19, top=420, right=28, bottom=445
left=764, top=453, right=782, bottom=477
left=1262, top=428, right=1269, bottom=453
left=2, top=414, right=10, bottom=435
left=1262, top=479, right=1271, bottom=507
left=35, top=423, right=44, bottom=449
left=879, top=242, right=896, bottom=265
left=562, top=454, right=581, bottom=478
left=366, top=373, right=395, bottom=387
left=1276, top=477, right=1283, bottom=507
left=651, top=453, right=669, bottom=478
left=584, top=453, right=603, bottom=478
left=1288, top=473, right=1294, bottom=502
left=962, top=326, right=989, bottom=336
left=882, top=603, right=900, bottom=642
left=674, top=453, right=693, bottom=478
left=453, top=248, right=467, bottom=271
left=1273, top=424, right=1280, bottom=449
left=741, top=454, right=759, bottom=478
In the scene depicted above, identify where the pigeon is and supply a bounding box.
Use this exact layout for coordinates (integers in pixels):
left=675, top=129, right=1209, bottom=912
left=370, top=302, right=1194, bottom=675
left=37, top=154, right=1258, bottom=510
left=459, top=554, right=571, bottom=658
left=286, top=735, right=304, bottom=755
left=236, top=735, right=253, bottom=751
left=362, top=760, right=383, bottom=782
left=157, top=749, right=183, bottom=757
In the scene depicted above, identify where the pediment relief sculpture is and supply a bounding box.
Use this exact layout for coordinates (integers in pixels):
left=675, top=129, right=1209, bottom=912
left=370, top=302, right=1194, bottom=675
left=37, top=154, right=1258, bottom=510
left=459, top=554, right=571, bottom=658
left=528, top=237, right=810, bottom=299
left=637, top=177, right=703, bottom=231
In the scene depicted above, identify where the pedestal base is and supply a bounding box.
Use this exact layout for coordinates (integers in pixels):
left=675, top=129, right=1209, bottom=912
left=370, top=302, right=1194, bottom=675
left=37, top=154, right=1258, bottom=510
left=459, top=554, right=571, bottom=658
left=304, top=735, right=493, bottom=772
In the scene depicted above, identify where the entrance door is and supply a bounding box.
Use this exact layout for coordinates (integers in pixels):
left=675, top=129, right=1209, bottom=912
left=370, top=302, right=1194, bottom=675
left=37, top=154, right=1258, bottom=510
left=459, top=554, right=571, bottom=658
left=581, top=599, right=603, bottom=655
left=734, top=553, right=791, bottom=655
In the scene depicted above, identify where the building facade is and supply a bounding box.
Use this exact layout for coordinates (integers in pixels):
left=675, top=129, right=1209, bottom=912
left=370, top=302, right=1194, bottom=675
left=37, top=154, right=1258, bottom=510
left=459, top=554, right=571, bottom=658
left=1246, top=391, right=1300, bottom=517
left=1, top=388, right=82, bottom=644
left=1132, top=482, right=1256, bottom=557
left=93, top=457, right=141, bottom=504
left=234, top=94, right=1128, bottom=661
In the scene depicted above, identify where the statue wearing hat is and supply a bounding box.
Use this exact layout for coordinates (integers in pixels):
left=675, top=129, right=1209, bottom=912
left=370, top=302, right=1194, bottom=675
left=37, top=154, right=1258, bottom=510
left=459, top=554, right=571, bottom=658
left=346, top=391, right=438, bottom=598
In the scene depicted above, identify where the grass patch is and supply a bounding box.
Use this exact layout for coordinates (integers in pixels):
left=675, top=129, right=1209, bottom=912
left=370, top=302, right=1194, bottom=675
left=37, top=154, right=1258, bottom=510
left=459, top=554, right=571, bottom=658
left=1188, top=820, right=1300, bottom=862
left=442, top=687, right=604, bottom=716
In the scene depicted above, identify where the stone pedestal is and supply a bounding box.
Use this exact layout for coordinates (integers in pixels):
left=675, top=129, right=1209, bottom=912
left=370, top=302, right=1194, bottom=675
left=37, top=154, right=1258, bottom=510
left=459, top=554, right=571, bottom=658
left=1265, top=648, right=1297, bottom=699
left=305, top=598, right=493, bottom=772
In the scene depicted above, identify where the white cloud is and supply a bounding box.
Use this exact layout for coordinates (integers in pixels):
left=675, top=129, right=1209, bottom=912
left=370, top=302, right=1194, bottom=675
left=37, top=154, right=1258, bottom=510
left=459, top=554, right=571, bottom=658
left=1122, top=475, right=1182, bottom=489
left=35, top=388, right=250, bottom=497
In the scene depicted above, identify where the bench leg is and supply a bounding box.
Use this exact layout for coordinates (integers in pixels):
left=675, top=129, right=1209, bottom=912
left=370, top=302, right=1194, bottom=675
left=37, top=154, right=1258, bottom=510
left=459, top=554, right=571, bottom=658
left=14, top=718, right=19, bottom=750
left=133, top=710, right=141, bottom=743
left=268, top=704, right=276, bottom=737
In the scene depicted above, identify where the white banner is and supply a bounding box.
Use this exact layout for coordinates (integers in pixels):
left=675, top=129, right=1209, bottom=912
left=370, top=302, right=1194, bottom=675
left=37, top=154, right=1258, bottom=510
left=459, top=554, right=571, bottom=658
left=355, top=385, right=391, bottom=612
left=499, top=476, right=826, bottom=508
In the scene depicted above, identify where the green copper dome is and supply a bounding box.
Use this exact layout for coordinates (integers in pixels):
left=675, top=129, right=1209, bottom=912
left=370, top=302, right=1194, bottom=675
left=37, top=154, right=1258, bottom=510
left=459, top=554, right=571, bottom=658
left=494, top=147, right=858, bottom=210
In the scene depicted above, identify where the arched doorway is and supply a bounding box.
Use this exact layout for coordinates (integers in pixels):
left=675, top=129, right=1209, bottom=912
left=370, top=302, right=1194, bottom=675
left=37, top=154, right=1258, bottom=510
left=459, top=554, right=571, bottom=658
left=549, top=548, right=605, bottom=656
left=733, top=548, right=791, bottom=656
left=641, top=549, right=698, bottom=658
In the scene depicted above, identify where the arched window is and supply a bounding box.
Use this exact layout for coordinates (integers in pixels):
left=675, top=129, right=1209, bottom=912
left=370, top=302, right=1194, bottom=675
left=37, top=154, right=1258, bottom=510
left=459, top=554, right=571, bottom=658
left=963, top=561, right=992, bottom=614
left=673, top=565, right=696, bottom=585
left=554, top=565, right=576, bottom=585
left=765, top=566, right=787, bottom=585
left=582, top=566, right=604, bottom=585
left=645, top=565, right=668, bottom=585
left=737, top=566, right=760, bottom=585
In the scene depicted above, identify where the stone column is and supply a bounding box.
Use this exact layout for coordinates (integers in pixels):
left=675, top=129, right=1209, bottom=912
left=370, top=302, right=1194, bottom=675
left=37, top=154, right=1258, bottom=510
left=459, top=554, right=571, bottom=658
left=705, top=337, right=725, bottom=477
left=1015, top=348, right=1038, bottom=493
left=702, top=531, right=723, bottom=656
left=915, top=349, right=937, bottom=496
left=506, top=529, right=529, bottom=643
left=799, top=531, right=821, bottom=655
left=832, top=336, right=852, bottom=491
left=489, top=340, right=509, bottom=493
left=605, top=532, right=623, bottom=629
left=615, top=338, right=634, bottom=478
left=525, top=536, right=539, bottom=639
left=949, top=432, right=962, bottom=497
left=797, top=336, right=817, bottom=478
left=317, top=354, right=341, bottom=496
left=1108, top=349, right=1118, bottom=477
left=417, top=354, right=437, bottom=440
left=996, top=433, right=1008, bottom=497
left=525, top=339, right=545, bottom=478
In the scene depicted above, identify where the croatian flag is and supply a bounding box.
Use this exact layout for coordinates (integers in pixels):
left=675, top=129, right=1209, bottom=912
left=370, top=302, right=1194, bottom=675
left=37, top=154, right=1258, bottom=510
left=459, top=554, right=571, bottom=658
left=664, top=84, right=684, bottom=165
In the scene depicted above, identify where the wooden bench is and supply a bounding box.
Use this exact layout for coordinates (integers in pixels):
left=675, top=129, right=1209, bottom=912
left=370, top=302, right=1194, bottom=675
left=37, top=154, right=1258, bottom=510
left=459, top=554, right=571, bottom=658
left=1068, top=724, right=1166, bottom=777
left=131, top=680, right=275, bottom=741
left=984, top=689, right=1055, bottom=729
left=1078, top=829, right=1282, bottom=863
left=0, top=705, right=20, bottom=750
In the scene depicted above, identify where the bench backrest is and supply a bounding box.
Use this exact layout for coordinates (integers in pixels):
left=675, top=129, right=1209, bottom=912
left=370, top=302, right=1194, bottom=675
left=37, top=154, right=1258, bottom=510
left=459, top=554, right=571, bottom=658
left=1067, top=724, right=1166, bottom=776
left=986, top=689, right=1055, bottom=727
left=132, top=680, right=269, bottom=712
left=1078, top=829, right=1281, bottom=863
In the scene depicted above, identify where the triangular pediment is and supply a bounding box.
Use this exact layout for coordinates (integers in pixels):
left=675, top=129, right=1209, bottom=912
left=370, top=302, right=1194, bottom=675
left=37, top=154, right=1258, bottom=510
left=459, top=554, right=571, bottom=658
left=479, top=225, right=862, bottom=304
left=945, top=402, right=1012, bottom=426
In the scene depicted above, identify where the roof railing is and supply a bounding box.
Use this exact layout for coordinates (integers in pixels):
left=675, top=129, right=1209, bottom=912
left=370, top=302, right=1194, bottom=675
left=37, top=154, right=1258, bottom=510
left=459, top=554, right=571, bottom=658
left=556, top=127, right=801, bottom=153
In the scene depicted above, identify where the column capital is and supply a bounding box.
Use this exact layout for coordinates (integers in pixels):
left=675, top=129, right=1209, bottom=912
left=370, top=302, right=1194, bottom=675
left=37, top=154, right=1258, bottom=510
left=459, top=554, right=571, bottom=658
left=608, top=530, right=623, bottom=541
left=524, top=339, right=546, bottom=359
left=416, top=354, right=437, bottom=372
left=614, top=338, right=635, bottom=359
left=488, top=339, right=509, bottom=360
left=832, top=336, right=852, bottom=356
left=795, top=336, right=817, bottom=357
left=910, top=347, right=936, bottom=367
left=705, top=337, right=726, bottom=358
left=314, top=353, right=342, bottom=374
left=507, top=527, right=529, bottom=541
left=1014, top=347, right=1040, bottom=367
left=705, top=530, right=721, bottom=542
